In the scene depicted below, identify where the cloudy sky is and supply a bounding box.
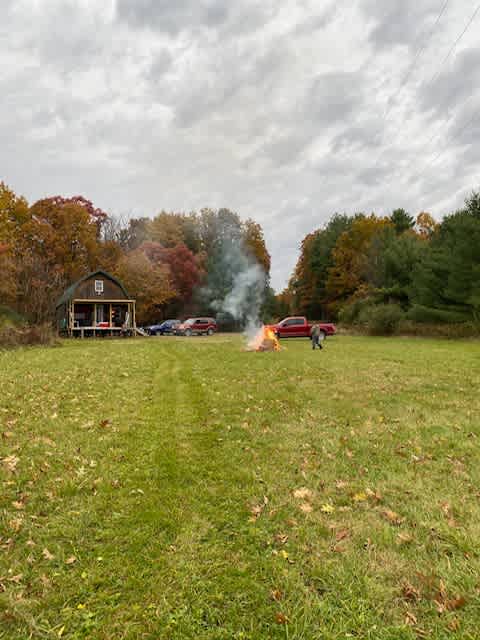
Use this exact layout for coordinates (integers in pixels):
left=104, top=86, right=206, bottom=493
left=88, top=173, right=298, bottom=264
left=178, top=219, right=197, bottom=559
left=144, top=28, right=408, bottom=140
left=1, top=1, right=479, bottom=290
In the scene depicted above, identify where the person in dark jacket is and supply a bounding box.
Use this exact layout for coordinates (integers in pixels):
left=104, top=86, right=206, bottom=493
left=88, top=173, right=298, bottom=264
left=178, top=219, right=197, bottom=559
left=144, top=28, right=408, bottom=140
left=310, top=324, right=323, bottom=350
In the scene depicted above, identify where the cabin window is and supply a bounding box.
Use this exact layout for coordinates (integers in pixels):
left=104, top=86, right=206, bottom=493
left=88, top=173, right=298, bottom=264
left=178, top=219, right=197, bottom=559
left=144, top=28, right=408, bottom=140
left=95, top=280, right=104, bottom=294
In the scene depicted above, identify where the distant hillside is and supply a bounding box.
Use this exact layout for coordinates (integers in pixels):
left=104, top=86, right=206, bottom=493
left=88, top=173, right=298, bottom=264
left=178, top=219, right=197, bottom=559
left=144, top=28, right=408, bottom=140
left=0, top=305, right=26, bottom=328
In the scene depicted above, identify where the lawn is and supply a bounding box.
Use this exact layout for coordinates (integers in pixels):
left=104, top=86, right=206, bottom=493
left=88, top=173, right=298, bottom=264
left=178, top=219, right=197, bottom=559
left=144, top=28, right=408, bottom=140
left=1, top=335, right=480, bottom=639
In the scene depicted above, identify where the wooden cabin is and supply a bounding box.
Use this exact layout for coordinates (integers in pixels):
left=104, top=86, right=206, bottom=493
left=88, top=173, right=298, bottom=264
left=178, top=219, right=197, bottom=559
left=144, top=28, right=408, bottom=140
left=56, top=270, right=136, bottom=337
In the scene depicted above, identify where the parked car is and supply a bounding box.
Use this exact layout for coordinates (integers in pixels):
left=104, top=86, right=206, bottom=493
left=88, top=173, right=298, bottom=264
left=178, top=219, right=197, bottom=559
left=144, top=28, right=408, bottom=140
left=176, top=317, right=217, bottom=336
left=271, top=316, right=336, bottom=340
left=147, top=319, right=180, bottom=336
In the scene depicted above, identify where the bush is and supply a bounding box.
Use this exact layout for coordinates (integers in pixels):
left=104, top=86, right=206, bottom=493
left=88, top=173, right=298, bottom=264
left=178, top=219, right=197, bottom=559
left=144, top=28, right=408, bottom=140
left=358, top=303, right=405, bottom=336
left=0, top=304, right=26, bottom=329
left=0, top=324, right=59, bottom=349
left=398, top=320, right=480, bottom=339
left=338, top=298, right=372, bottom=325
left=406, top=304, right=471, bottom=324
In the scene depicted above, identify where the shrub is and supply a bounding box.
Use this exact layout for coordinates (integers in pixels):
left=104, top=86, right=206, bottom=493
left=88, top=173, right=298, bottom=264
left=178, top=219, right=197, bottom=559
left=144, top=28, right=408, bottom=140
left=0, top=304, right=26, bottom=329
left=358, top=303, right=405, bottom=336
left=406, top=304, right=471, bottom=324
left=0, top=324, right=59, bottom=349
left=338, top=298, right=373, bottom=325
left=398, top=320, right=480, bottom=339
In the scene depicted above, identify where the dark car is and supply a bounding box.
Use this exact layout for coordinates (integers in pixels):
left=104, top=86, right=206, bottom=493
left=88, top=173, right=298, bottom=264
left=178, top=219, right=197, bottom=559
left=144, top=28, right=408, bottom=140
left=147, top=319, right=180, bottom=336
left=175, top=317, right=217, bottom=336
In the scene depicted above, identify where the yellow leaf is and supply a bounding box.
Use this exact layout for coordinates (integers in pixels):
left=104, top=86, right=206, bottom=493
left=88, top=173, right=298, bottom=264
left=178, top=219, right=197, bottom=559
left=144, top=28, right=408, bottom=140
left=321, top=504, right=335, bottom=514
left=353, top=492, right=367, bottom=502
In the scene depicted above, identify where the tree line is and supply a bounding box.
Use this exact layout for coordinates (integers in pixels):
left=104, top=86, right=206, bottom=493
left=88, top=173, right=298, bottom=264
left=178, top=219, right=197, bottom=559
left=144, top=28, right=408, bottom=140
left=281, top=190, right=480, bottom=331
left=0, top=182, right=272, bottom=325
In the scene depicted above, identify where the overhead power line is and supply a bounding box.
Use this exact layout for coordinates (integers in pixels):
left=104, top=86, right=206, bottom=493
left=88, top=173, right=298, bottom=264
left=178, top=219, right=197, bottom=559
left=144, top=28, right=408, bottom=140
left=367, top=2, right=480, bottom=197
left=411, top=110, right=480, bottom=184
left=382, top=0, right=450, bottom=121
left=425, top=3, right=480, bottom=92
left=363, top=0, right=451, bottom=173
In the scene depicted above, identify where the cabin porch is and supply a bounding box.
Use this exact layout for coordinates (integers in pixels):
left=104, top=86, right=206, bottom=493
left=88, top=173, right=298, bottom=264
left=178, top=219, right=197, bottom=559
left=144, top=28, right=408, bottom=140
left=63, top=299, right=136, bottom=337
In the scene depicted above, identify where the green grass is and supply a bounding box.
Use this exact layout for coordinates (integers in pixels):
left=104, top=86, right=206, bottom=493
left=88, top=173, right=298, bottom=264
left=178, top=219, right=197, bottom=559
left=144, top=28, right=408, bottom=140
left=1, top=335, right=480, bottom=639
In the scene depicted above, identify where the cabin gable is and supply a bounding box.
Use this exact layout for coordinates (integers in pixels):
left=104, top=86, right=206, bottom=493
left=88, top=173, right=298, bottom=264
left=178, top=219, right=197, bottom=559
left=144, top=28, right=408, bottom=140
left=73, top=274, right=128, bottom=301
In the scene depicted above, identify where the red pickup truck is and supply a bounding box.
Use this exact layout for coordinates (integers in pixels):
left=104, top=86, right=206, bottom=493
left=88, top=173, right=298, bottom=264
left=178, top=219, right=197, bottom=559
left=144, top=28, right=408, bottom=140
left=271, top=317, right=336, bottom=339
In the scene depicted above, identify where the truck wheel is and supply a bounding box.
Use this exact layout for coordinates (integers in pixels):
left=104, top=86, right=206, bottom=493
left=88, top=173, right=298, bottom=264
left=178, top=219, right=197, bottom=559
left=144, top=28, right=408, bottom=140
left=319, top=330, right=326, bottom=341
left=207, top=328, right=214, bottom=336
left=185, top=329, right=192, bottom=337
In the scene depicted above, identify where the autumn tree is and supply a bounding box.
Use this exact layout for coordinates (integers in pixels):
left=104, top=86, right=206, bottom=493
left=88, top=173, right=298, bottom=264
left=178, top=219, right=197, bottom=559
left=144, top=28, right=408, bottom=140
left=416, top=211, right=438, bottom=238
left=243, top=219, right=271, bottom=276
left=290, top=214, right=352, bottom=317
left=325, top=214, right=392, bottom=313
left=0, top=182, right=30, bottom=247
left=114, top=249, right=176, bottom=324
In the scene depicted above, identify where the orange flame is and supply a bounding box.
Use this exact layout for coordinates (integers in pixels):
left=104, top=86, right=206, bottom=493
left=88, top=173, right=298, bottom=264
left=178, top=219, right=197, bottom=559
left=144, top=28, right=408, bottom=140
left=247, top=325, right=281, bottom=352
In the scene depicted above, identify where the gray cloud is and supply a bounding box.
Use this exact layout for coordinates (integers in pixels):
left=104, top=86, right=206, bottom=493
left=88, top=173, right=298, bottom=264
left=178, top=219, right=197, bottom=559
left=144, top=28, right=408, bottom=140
left=1, top=0, right=479, bottom=291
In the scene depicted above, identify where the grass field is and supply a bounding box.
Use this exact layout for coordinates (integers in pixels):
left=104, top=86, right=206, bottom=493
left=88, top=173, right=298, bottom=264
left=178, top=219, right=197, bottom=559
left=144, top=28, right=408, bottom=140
left=1, top=335, right=480, bottom=639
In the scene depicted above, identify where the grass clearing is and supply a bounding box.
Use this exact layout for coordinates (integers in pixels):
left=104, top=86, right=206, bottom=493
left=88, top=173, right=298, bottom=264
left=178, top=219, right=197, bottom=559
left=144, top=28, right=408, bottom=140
left=1, top=335, right=480, bottom=639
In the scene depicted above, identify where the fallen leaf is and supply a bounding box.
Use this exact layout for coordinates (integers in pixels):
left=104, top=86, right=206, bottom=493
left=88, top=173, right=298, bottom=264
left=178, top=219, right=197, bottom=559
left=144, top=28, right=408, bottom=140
left=249, top=496, right=269, bottom=521
left=446, top=596, right=466, bottom=611
left=8, top=518, right=23, bottom=532
left=332, top=544, right=346, bottom=553
left=382, top=509, right=404, bottom=525
left=335, top=529, right=350, bottom=542
left=402, top=582, right=420, bottom=602
left=335, top=480, right=349, bottom=489
left=353, top=492, right=368, bottom=502
left=99, top=419, right=111, bottom=428
left=405, top=611, right=417, bottom=626
left=293, top=487, right=312, bottom=500
left=320, top=504, right=335, bottom=514
left=275, top=612, right=288, bottom=625
left=42, top=548, right=54, bottom=561
left=397, top=532, right=413, bottom=544
left=2, top=455, right=19, bottom=473
left=271, top=589, right=283, bottom=602
left=274, top=533, right=289, bottom=545
left=8, top=574, right=23, bottom=584
left=299, top=502, right=313, bottom=513
left=366, top=488, right=382, bottom=502
left=40, top=574, right=51, bottom=588
left=65, top=556, right=77, bottom=565
left=447, top=618, right=460, bottom=631
left=11, top=501, right=24, bottom=510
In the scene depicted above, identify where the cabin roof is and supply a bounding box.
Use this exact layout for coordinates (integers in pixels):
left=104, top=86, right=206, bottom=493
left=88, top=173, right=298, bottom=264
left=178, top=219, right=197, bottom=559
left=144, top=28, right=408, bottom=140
left=56, top=270, right=130, bottom=307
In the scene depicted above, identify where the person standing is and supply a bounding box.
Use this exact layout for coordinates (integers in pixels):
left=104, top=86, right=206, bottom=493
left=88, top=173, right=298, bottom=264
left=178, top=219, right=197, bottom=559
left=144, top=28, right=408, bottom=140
left=310, top=323, right=323, bottom=350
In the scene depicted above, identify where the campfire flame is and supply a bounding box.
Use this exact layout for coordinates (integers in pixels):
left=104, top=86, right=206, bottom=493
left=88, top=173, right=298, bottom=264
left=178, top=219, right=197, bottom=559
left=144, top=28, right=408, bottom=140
left=247, top=325, right=281, bottom=352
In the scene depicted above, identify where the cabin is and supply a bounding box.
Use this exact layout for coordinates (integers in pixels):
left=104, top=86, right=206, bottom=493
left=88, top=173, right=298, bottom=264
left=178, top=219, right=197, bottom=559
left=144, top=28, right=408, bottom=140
left=56, top=270, right=136, bottom=337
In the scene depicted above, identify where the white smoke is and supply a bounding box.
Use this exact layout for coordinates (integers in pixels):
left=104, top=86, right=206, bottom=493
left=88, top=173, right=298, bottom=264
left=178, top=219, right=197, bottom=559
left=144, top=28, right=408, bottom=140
left=206, top=241, right=266, bottom=339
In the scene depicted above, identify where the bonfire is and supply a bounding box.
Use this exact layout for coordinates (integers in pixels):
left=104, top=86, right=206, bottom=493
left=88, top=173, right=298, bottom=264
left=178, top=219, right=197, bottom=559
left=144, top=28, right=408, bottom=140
left=246, top=325, right=281, bottom=352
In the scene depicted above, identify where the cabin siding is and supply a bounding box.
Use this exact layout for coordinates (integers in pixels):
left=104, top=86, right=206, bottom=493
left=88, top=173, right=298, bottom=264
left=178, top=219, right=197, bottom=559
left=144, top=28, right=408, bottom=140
left=74, top=276, right=127, bottom=301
